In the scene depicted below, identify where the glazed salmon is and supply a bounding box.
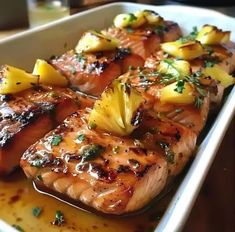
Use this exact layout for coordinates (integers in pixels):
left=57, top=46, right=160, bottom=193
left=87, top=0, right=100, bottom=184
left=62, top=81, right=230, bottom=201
left=0, top=86, right=94, bottom=175
left=50, top=49, right=144, bottom=96
left=103, top=21, right=182, bottom=60
left=21, top=109, right=196, bottom=214
left=145, top=43, right=235, bottom=108
left=118, top=68, right=210, bottom=134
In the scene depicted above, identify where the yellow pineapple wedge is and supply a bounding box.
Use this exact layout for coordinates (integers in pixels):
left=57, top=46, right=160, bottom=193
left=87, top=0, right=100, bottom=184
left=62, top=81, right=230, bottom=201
left=160, top=81, right=195, bottom=104
left=33, top=59, right=68, bottom=87
left=196, top=25, right=230, bottom=45
left=161, top=40, right=205, bottom=60
left=0, top=65, right=38, bottom=94
left=75, top=31, right=119, bottom=53
left=158, top=59, right=191, bottom=79
left=89, top=80, right=143, bottom=136
left=202, top=64, right=235, bottom=88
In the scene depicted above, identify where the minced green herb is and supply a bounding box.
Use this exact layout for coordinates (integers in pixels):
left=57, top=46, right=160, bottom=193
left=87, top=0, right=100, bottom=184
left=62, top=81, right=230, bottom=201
left=30, top=159, right=44, bottom=168
left=77, top=134, right=86, bottom=142
left=51, top=210, right=65, bottom=226
left=81, top=144, right=105, bottom=161
left=174, top=79, right=185, bottom=93
left=128, top=13, right=137, bottom=22
left=51, top=135, right=62, bottom=146
left=177, top=26, right=198, bottom=44
left=32, top=207, right=42, bottom=217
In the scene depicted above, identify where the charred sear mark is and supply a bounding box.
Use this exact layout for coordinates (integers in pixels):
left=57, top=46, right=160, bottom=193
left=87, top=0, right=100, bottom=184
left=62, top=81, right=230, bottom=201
left=117, top=165, right=131, bottom=173
left=87, top=61, right=108, bottom=74
left=175, top=129, right=181, bottom=141
left=111, top=48, right=131, bottom=62
left=29, top=152, right=63, bottom=168
left=159, top=141, right=175, bottom=164
left=135, top=164, right=152, bottom=177
left=129, top=147, right=147, bottom=156
left=90, top=163, right=117, bottom=182
left=65, top=153, right=82, bottom=162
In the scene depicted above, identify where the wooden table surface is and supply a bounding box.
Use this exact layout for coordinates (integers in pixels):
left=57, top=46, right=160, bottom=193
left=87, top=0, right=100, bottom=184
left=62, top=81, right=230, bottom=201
left=0, top=3, right=234, bottom=231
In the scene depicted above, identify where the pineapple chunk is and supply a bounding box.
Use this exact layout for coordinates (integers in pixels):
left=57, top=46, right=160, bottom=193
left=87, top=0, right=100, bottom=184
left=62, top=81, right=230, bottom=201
left=161, top=41, right=205, bottom=60
left=75, top=31, right=119, bottom=53
left=160, top=82, right=195, bottom=104
left=33, top=59, right=68, bottom=87
left=131, top=11, right=147, bottom=28
left=196, top=25, right=230, bottom=45
left=143, top=10, right=163, bottom=25
left=113, top=13, right=136, bottom=28
left=202, top=64, right=235, bottom=88
left=89, top=80, right=143, bottom=136
left=0, top=65, right=38, bottom=94
left=158, top=59, right=191, bottom=79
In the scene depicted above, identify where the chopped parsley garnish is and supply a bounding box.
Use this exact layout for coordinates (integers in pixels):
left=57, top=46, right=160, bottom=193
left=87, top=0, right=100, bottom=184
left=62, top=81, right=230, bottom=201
left=154, top=25, right=167, bottom=37
left=32, top=207, right=42, bottom=217
left=204, top=59, right=219, bottom=68
left=184, top=71, right=207, bottom=108
left=194, top=96, right=204, bottom=108
left=77, top=134, right=86, bottom=142
left=51, top=210, right=65, bottom=226
left=159, top=142, right=175, bottom=164
left=204, top=45, right=214, bottom=55
left=12, top=225, right=24, bottom=232
left=128, top=13, right=137, bottom=22
left=174, top=79, right=185, bottom=93
left=30, top=159, right=44, bottom=168
left=81, top=144, right=105, bottom=161
left=177, top=26, right=198, bottom=44
left=51, top=135, right=62, bottom=146
left=126, top=27, right=133, bottom=33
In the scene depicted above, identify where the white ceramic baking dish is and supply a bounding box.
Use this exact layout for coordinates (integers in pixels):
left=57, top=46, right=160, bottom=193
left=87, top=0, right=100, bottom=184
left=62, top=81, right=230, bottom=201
left=0, top=2, right=234, bottom=232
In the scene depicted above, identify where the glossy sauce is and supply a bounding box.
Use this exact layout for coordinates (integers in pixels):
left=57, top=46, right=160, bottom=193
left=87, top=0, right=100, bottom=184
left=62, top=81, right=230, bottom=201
left=0, top=169, right=175, bottom=232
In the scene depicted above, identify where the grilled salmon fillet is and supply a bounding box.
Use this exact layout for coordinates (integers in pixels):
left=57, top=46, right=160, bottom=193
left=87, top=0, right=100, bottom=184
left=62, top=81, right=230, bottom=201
left=50, top=49, right=144, bottom=96
left=103, top=21, right=182, bottom=60
left=0, top=86, right=94, bottom=175
left=118, top=69, right=210, bottom=134
left=145, top=42, right=235, bottom=107
left=21, top=109, right=196, bottom=214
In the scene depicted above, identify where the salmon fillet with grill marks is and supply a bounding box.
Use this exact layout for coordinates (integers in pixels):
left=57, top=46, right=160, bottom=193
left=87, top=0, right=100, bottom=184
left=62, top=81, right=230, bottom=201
left=21, top=109, right=196, bottom=214
left=118, top=69, right=210, bottom=135
left=103, top=21, right=182, bottom=60
left=145, top=42, right=235, bottom=107
left=0, top=86, right=94, bottom=175
left=50, top=49, right=144, bottom=96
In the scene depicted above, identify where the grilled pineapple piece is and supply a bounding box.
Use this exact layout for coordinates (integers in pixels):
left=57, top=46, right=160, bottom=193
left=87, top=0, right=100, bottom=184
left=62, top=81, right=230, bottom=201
left=143, top=10, right=163, bottom=25
left=33, top=59, right=68, bottom=87
left=75, top=31, right=119, bottom=53
left=89, top=80, right=143, bottom=136
left=158, top=59, right=191, bottom=79
left=196, top=25, right=230, bottom=45
left=0, top=65, right=38, bottom=94
left=202, top=64, right=235, bottom=88
left=131, top=11, right=147, bottom=28
left=113, top=10, right=163, bottom=29
left=161, top=41, right=205, bottom=60
left=160, top=82, right=195, bottom=104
